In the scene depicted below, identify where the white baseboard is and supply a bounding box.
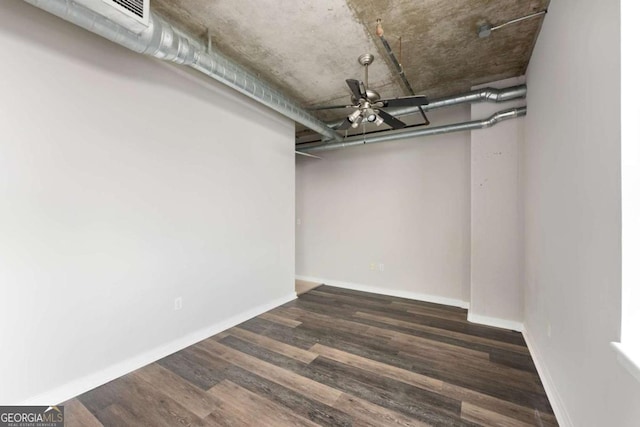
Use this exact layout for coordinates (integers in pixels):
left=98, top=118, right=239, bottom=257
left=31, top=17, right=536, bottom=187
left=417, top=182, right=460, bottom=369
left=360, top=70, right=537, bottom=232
left=522, top=328, right=573, bottom=427
left=295, top=275, right=469, bottom=309
left=20, top=292, right=298, bottom=406
left=467, top=312, right=524, bottom=332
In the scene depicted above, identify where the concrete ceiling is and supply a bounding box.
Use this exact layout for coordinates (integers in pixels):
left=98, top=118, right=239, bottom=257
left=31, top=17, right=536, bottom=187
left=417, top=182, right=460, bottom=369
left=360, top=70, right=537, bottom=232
left=153, top=0, right=549, bottom=135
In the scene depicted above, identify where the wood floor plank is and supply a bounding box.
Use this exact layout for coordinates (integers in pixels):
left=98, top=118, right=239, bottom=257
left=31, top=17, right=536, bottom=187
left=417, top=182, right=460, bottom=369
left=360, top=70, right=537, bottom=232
left=386, top=333, right=542, bottom=387
left=354, top=310, right=530, bottom=355
left=309, top=287, right=523, bottom=346
left=308, top=356, right=470, bottom=426
left=191, top=393, right=253, bottom=427
left=353, top=313, right=534, bottom=374
left=208, top=380, right=322, bottom=427
left=404, top=307, right=470, bottom=323
left=212, top=331, right=230, bottom=341
left=79, top=374, right=201, bottom=427
left=96, top=404, right=146, bottom=427
left=197, top=339, right=343, bottom=407
left=310, top=343, right=444, bottom=393
left=366, top=324, right=491, bottom=360
left=390, top=300, right=469, bottom=319
left=259, top=312, right=302, bottom=328
left=157, top=345, right=230, bottom=390
left=228, top=326, right=318, bottom=363
left=70, top=285, right=557, bottom=426
left=313, top=286, right=469, bottom=325
left=332, top=393, right=431, bottom=427
left=289, top=297, right=360, bottom=319
left=281, top=305, right=380, bottom=335
left=63, top=399, right=103, bottom=427
left=287, top=321, right=553, bottom=414
left=311, top=340, right=554, bottom=426
left=294, top=292, right=529, bottom=361
left=219, top=334, right=465, bottom=426
left=308, top=289, right=467, bottom=325
left=443, top=383, right=558, bottom=426
left=314, top=342, right=555, bottom=426
left=194, top=411, right=249, bottom=427
left=396, top=349, right=553, bottom=413
left=220, top=365, right=354, bottom=427
left=352, top=308, right=526, bottom=347
left=315, top=326, right=550, bottom=414
left=312, top=285, right=413, bottom=307
left=461, top=401, right=532, bottom=427
left=131, top=362, right=216, bottom=418
left=489, top=348, right=538, bottom=372
left=260, top=321, right=403, bottom=374
left=238, top=316, right=319, bottom=349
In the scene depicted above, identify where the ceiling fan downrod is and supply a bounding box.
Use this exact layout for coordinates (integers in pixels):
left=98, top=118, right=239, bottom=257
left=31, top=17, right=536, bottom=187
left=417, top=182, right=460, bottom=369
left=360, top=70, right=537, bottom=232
left=358, top=53, right=375, bottom=93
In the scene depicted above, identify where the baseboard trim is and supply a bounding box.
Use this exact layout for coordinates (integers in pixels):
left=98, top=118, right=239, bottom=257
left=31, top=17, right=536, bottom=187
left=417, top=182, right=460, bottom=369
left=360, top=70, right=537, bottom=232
left=295, top=275, right=469, bottom=309
left=467, top=313, right=524, bottom=332
left=522, top=328, right=573, bottom=427
left=20, top=292, right=298, bottom=406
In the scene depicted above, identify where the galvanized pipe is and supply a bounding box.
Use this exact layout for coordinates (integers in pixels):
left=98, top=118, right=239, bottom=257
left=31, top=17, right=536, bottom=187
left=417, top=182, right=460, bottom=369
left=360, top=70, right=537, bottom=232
left=327, top=84, right=527, bottom=129
left=22, top=0, right=342, bottom=142
left=300, top=107, right=526, bottom=153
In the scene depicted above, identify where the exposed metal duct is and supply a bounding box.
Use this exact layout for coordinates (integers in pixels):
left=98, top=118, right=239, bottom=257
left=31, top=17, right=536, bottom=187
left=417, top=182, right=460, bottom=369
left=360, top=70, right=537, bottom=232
left=22, top=0, right=342, bottom=142
left=326, top=84, right=527, bottom=129
left=300, top=107, right=526, bottom=153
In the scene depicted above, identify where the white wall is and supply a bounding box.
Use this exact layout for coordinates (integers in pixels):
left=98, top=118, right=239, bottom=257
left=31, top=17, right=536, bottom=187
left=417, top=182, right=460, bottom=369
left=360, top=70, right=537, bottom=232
left=469, top=77, right=526, bottom=330
left=0, top=1, right=295, bottom=404
left=523, top=1, right=640, bottom=425
left=619, top=0, right=640, bottom=369
left=296, top=106, right=471, bottom=307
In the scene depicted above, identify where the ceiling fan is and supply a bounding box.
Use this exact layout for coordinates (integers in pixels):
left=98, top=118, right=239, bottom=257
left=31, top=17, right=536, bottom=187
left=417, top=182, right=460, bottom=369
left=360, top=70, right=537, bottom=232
left=311, top=53, right=429, bottom=131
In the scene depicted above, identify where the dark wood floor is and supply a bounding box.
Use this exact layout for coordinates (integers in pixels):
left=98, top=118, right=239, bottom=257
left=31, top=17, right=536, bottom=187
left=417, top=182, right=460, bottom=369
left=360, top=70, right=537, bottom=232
left=64, top=286, right=558, bottom=426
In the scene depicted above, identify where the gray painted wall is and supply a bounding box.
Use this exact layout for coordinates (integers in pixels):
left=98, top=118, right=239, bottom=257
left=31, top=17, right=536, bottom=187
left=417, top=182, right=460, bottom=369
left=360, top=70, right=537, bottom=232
left=523, top=0, right=640, bottom=425
left=296, top=105, right=471, bottom=307
left=0, top=1, right=295, bottom=404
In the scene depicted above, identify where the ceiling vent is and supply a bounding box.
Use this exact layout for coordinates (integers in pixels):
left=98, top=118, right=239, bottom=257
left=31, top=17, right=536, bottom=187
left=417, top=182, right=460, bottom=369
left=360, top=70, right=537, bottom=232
left=75, top=0, right=150, bottom=33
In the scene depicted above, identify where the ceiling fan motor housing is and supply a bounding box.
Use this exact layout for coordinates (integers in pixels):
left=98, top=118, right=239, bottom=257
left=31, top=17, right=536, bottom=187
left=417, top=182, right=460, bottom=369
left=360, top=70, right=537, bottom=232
left=333, top=54, right=429, bottom=131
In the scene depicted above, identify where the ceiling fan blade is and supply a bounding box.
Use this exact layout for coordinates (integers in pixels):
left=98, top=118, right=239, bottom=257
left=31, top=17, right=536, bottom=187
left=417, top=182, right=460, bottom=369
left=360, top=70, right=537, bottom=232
left=308, top=104, right=356, bottom=111
left=346, top=79, right=366, bottom=100
left=380, top=95, right=429, bottom=108
left=334, top=118, right=353, bottom=130
left=377, top=109, right=407, bottom=129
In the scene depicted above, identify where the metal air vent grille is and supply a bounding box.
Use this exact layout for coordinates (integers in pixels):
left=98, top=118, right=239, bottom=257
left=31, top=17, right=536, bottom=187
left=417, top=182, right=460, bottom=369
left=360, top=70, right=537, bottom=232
left=109, top=0, right=144, bottom=19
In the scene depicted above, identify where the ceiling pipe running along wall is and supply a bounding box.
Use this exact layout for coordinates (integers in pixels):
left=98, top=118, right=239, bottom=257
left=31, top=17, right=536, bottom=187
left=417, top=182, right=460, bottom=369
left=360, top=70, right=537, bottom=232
left=326, top=84, right=527, bottom=129
left=299, top=107, right=526, bottom=153
left=22, top=0, right=343, bottom=142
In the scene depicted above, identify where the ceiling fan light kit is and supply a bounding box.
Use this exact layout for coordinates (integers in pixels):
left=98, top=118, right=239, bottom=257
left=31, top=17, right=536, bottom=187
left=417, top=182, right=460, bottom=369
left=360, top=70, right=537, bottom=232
left=348, top=109, right=362, bottom=123
left=325, top=52, right=430, bottom=133
left=365, top=110, right=377, bottom=123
